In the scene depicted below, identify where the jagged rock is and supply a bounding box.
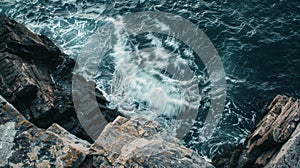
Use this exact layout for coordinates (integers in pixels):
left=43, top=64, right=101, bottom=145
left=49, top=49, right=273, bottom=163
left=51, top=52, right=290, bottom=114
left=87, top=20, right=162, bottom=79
left=0, top=95, right=93, bottom=168
left=0, top=16, right=87, bottom=141
left=236, top=95, right=300, bottom=168
left=91, top=116, right=215, bottom=168
left=266, top=123, right=300, bottom=168
left=0, top=16, right=62, bottom=64
left=1, top=95, right=214, bottom=167
left=0, top=16, right=122, bottom=141
left=212, top=95, right=300, bottom=168
left=0, top=15, right=78, bottom=132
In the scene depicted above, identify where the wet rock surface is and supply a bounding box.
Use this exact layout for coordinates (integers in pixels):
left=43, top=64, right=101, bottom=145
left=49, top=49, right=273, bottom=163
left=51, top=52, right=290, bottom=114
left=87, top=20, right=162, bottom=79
left=0, top=16, right=123, bottom=141
left=212, top=95, right=300, bottom=168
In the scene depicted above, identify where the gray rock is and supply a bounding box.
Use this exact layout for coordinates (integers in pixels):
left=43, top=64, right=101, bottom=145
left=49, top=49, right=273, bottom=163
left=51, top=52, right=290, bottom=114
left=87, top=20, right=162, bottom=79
left=91, top=116, right=214, bottom=168
left=0, top=95, right=93, bottom=168
left=212, top=95, right=300, bottom=168
left=1, top=95, right=214, bottom=167
left=0, top=16, right=122, bottom=141
left=0, top=16, right=92, bottom=140
left=266, top=115, right=300, bottom=168
left=0, top=122, right=17, bottom=167
left=228, top=95, right=300, bottom=168
left=239, top=95, right=300, bottom=167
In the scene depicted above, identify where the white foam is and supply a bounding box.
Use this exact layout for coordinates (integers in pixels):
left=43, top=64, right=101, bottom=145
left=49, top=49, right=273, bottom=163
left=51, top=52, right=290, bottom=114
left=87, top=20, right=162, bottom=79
left=96, top=17, right=201, bottom=123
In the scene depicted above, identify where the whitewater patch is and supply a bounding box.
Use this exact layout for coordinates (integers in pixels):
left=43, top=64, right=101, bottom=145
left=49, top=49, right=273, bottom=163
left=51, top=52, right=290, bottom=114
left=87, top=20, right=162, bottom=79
left=95, top=16, right=202, bottom=125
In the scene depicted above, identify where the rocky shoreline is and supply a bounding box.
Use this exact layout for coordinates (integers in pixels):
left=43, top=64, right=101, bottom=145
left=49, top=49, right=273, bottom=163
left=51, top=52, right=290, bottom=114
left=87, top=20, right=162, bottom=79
left=212, top=95, right=300, bottom=168
left=0, top=16, right=299, bottom=167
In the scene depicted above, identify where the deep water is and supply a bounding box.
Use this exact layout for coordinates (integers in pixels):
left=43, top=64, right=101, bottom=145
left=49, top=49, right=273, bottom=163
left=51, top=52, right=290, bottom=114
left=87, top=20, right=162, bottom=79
left=1, top=0, right=299, bottom=159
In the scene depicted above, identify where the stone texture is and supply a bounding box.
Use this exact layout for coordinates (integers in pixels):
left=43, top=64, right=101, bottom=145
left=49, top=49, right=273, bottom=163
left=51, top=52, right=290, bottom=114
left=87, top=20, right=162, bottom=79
left=0, top=15, right=90, bottom=139
left=1, top=95, right=214, bottom=168
left=0, top=16, right=62, bottom=63
left=236, top=95, right=300, bottom=168
left=0, top=16, right=122, bottom=141
left=266, top=123, right=300, bottom=168
left=91, top=116, right=214, bottom=168
left=212, top=95, right=300, bottom=168
left=0, top=95, right=93, bottom=168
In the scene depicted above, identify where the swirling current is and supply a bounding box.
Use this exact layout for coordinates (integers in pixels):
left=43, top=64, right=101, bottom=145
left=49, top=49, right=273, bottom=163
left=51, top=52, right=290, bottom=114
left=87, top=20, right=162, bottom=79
left=1, top=0, right=299, bottom=159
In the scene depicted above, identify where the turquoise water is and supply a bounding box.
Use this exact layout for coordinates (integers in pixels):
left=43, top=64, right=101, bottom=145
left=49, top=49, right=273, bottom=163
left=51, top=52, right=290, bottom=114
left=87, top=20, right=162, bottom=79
left=1, top=0, right=299, bottom=159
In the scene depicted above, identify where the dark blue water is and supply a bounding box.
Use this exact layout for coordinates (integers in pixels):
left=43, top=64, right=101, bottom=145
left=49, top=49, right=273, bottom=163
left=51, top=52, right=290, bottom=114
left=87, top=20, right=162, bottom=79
left=1, top=0, right=299, bottom=159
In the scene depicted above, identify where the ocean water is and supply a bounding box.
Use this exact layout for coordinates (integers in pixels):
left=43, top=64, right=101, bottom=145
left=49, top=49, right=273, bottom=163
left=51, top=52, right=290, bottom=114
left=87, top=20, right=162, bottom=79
left=1, top=0, right=299, bottom=159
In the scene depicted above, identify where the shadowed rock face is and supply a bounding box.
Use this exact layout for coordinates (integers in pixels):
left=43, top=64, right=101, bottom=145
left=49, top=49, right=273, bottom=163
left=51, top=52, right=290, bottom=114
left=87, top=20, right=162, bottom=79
left=0, top=16, right=123, bottom=141
left=0, top=16, right=62, bottom=63
left=266, top=123, right=300, bottom=168
left=212, top=95, right=300, bottom=168
left=0, top=15, right=86, bottom=138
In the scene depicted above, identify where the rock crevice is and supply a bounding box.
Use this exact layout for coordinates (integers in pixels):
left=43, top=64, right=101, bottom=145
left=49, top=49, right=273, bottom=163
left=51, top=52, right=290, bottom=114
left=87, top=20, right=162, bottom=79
left=212, top=95, right=300, bottom=168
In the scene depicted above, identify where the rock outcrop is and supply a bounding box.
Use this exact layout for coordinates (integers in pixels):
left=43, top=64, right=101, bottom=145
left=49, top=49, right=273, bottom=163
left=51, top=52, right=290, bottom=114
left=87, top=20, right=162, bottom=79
left=91, top=116, right=214, bottom=168
left=2, top=14, right=298, bottom=168
left=0, top=15, right=123, bottom=141
left=0, top=95, right=214, bottom=167
left=0, top=15, right=90, bottom=140
left=0, top=95, right=93, bottom=167
left=212, top=95, right=300, bottom=168
left=0, top=16, right=214, bottom=167
left=266, top=123, right=300, bottom=168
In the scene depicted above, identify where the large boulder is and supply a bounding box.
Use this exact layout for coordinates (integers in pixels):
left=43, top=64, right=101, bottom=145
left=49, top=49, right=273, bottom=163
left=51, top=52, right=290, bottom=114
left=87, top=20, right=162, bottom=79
left=91, top=116, right=215, bottom=168
left=0, top=95, right=93, bottom=168
left=237, top=95, right=300, bottom=167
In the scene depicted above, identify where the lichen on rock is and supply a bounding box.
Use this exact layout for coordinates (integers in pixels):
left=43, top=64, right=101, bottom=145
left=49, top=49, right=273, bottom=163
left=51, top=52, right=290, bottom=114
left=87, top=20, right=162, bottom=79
left=212, top=95, right=300, bottom=168
left=0, top=122, right=16, bottom=167
left=0, top=95, right=93, bottom=167
left=91, top=116, right=215, bottom=168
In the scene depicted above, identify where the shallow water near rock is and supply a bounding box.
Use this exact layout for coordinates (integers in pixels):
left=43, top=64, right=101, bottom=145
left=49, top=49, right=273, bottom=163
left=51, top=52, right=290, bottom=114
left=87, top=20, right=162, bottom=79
left=1, top=0, right=299, bottom=159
